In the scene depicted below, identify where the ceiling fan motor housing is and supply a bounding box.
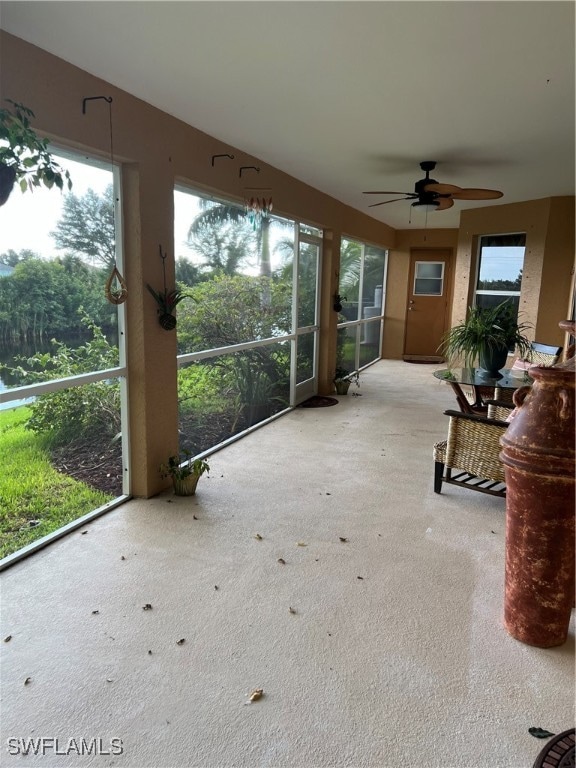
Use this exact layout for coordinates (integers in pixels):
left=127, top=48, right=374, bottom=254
left=414, top=161, right=439, bottom=203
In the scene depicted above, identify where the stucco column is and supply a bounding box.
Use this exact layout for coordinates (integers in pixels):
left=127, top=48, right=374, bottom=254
left=123, top=162, right=178, bottom=497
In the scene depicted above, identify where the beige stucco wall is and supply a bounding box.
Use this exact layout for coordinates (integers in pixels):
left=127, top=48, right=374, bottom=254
left=383, top=229, right=459, bottom=359
left=455, top=199, right=575, bottom=345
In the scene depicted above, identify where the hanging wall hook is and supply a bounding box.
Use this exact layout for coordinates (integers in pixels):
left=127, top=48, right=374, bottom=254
left=211, top=153, right=235, bottom=166
left=239, top=166, right=260, bottom=178
left=82, top=95, right=113, bottom=114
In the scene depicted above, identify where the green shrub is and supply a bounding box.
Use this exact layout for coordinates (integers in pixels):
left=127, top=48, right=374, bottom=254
left=4, top=313, right=120, bottom=446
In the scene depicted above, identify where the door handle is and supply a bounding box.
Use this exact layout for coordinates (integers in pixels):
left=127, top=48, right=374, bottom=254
left=409, top=300, right=415, bottom=304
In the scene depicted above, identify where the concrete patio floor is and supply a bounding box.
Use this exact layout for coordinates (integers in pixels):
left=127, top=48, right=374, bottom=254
left=1, top=360, right=574, bottom=768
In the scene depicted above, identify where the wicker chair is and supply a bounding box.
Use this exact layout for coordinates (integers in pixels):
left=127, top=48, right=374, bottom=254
left=433, top=409, right=510, bottom=497
left=486, top=400, right=515, bottom=421
left=529, top=341, right=563, bottom=365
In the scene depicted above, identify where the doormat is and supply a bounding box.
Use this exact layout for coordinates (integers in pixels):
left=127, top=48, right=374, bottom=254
left=403, top=358, right=444, bottom=364
left=533, top=728, right=575, bottom=768
left=299, top=396, right=339, bottom=408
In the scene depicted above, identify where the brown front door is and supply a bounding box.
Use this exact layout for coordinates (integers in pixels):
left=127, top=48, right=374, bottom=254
left=404, top=249, right=452, bottom=360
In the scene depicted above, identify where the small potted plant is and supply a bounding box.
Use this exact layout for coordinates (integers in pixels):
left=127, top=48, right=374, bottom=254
left=440, top=301, right=532, bottom=375
left=160, top=452, right=210, bottom=496
left=146, top=284, right=190, bottom=330
left=333, top=366, right=360, bottom=395
left=0, top=99, right=72, bottom=206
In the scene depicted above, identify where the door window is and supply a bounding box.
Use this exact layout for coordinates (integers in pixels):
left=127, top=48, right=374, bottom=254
left=414, top=262, right=444, bottom=296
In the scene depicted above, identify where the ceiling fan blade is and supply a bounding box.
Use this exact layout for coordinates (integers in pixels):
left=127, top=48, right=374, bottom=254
left=363, top=190, right=412, bottom=195
left=450, top=188, right=504, bottom=200
left=435, top=197, right=454, bottom=211
left=368, top=197, right=412, bottom=208
left=423, top=182, right=462, bottom=195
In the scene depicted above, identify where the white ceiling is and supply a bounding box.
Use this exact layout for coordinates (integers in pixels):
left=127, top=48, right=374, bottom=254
left=1, top=1, right=574, bottom=230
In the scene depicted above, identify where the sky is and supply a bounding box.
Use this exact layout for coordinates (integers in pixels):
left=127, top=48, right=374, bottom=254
left=0, top=152, right=202, bottom=263
left=0, top=154, right=112, bottom=259
left=478, top=247, right=524, bottom=283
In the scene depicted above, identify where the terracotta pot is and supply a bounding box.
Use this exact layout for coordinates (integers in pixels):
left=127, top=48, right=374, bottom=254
left=500, top=359, right=575, bottom=647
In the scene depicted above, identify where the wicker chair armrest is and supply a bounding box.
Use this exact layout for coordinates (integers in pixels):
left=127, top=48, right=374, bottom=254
left=443, top=409, right=509, bottom=428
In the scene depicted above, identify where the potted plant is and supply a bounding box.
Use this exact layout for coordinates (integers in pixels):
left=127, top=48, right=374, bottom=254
left=440, top=301, right=532, bottom=375
left=333, top=366, right=360, bottom=395
left=146, top=285, right=190, bottom=330
left=160, top=452, right=210, bottom=496
left=0, top=99, right=72, bottom=206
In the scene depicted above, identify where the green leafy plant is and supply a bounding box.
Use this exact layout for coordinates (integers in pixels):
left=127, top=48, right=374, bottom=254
left=160, top=451, right=210, bottom=481
left=333, top=366, right=360, bottom=386
left=0, top=99, right=72, bottom=205
left=146, top=284, right=190, bottom=330
left=440, top=301, right=532, bottom=368
left=2, top=313, right=120, bottom=446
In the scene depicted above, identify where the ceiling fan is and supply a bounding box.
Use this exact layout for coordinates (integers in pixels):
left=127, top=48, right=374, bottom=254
left=363, top=161, right=503, bottom=211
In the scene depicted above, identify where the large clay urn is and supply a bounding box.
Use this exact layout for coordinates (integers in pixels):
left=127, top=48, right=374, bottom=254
left=500, top=339, right=575, bottom=648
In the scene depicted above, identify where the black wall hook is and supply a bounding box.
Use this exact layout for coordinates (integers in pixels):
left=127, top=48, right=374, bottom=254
left=211, top=153, right=235, bottom=166
left=239, top=166, right=260, bottom=178
left=82, top=96, right=113, bottom=114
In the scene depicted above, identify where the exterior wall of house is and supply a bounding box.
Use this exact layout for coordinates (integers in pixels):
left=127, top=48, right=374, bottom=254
left=454, top=199, right=575, bottom=346
left=383, top=229, right=459, bottom=359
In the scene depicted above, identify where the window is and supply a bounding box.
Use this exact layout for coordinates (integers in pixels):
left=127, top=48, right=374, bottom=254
left=475, top=233, right=525, bottom=317
left=337, top=239, right=388, bottom=371
left=173, top=186, right=323, bottom=452
left=0, top=151, right=129, bottom=561
left=414, top=261, right=444, bottom=296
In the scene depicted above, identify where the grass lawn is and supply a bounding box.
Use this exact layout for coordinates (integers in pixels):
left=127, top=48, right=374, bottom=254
left=0, top=406, right=113, bottom=560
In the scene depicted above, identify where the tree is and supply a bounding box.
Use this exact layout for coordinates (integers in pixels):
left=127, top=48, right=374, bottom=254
left=176, top=274, right=292, bottom=429
left=0, top=256, right=112, bottom=343
left=175, top=256, right=203, bottom=286
left=177, top=274, right=291, bottom=352
left=0, top=248, right=38, bottom=267
left=52, top=184, right=115, bottom=269
left=187, top=216, right=256, bottom=276
left=186, top=200, right=258, bottom=276
left=188, top=199, right=292, bottom=279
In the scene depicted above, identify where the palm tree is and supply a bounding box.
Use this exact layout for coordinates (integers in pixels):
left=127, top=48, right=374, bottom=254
left=188, top=199, right=290, bottom=277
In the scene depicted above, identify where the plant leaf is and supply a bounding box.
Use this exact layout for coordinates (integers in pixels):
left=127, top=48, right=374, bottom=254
left=528, top=727, right=555, bottom=739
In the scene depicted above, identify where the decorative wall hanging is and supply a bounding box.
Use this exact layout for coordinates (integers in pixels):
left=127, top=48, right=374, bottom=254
left=239, top=168, right=273, bottom=230
left=83, top=95, right=128, bottom=305
left=244, top=189, right=273, bottom=230
left=105, top=265, right=128, bottom=305
left=146, top=245, right=190, bottom=331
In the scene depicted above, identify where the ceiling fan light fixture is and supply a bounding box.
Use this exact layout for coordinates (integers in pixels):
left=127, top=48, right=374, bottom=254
left=411, top=200, right=439, bottom=212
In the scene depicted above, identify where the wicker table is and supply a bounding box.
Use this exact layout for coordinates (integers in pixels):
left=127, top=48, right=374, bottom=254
left=434, top=367, right=532, bottom=414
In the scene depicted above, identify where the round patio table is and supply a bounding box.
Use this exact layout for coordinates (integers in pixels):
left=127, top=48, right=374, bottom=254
left=433, top=367, right=533, bottom=414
